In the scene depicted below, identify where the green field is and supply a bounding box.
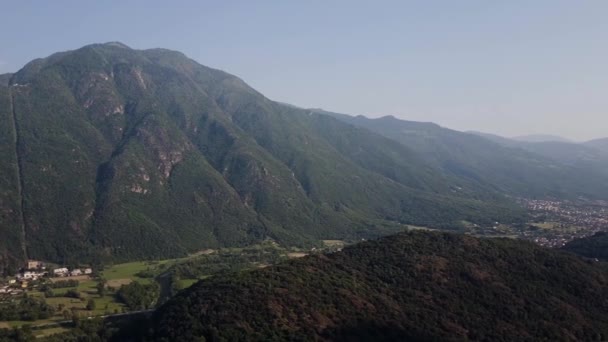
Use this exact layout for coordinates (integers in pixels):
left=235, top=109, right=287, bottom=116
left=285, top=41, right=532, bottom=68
left=531, top=222, right=560, bottom=229
left=177, top=279, right=199, bottom=289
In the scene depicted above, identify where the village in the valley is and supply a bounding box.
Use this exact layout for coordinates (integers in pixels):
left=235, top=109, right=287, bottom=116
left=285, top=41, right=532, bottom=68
left=519, top=198, right=608, bottom=247
left=0, top=261, right=93, bottom=296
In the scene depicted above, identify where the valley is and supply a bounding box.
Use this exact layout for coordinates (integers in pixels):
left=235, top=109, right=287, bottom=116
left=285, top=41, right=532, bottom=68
left=0, top=240, right=348, bottom=337
left=3, top=198, right=607, bottom=338
left=0, top=41, right=607, bottom=341
left=463, top=198, right=608, bottom=248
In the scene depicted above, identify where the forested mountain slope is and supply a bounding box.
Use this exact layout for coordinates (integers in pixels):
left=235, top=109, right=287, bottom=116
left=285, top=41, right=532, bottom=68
left=151, top=231, right=608, bottom=341
left=327, top=112, right=608, bottom=198
left=563, top=232, right=608, bottom=261
left=0, top=43, right=523, bottom=272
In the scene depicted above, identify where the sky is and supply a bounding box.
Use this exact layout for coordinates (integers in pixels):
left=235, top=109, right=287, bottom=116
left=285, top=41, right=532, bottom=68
left=1, top=1, right=607, bottom=141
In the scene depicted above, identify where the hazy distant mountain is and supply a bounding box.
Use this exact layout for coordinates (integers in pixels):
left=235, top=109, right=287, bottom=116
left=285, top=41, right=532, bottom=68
left=0, top=73, right=11, bottom=87
left=326, top=112, right=608, bottom=199
left=0, top=43, right=522, bottom=272
left=512, top=134, right=572, bottom=143
left=151, top=231, right=608, bottom=341
left=585, top=138, right=608, bottom=152
left=468, top=131, right=608, bottom=167
left=466, top=131, right=520, bottom=147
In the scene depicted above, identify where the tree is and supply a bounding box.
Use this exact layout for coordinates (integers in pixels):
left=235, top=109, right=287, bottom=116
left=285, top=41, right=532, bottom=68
left=86, top=298, right=96, bottom=311
left=65, top=289, right=81, bottom=298
left=96, top=280, right=106, bottom=297
left=116, top=281, right=159, bottom=310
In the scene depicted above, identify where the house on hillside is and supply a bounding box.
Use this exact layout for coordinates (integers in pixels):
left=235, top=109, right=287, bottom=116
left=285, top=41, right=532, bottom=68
left=17, top=270, right=47, bottom=281
left=21, top=272, right=36, bottom=280
left=27, top=260, right=45, bottom=270
left=70, top=269, right=82, bottom=276
left=83, top=268, right=93, bottom=275
left=53, top=268, right=69, bottom=276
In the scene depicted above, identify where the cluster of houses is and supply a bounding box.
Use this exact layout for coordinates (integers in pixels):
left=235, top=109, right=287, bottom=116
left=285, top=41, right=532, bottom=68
left=52, top=267, right=93, bottom=277
left=0, top=279, right=20, bottom=295
left=1, top=260, right=94, bottom=296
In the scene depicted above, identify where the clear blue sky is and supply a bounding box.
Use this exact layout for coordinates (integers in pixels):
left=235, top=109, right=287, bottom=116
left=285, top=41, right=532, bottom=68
left=1, top=1, right=607, bottom=140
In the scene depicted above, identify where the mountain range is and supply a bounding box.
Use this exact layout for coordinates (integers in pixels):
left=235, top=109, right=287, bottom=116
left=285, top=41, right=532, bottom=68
left=323, top=112, right=608, bottom=198
left=0, top=43, right=607, bottom=272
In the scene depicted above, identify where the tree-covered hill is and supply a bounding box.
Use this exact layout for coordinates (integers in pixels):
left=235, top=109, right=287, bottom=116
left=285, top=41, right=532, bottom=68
left=562, top=231, right=608, bottom=261
left=151, top=231, right=608, bottom=341
left=0, top=43, right=524, bottom=272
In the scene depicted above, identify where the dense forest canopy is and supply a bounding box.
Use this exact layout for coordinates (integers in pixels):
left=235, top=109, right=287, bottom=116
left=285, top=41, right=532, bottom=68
left=151, top=231, right=608, bottom=341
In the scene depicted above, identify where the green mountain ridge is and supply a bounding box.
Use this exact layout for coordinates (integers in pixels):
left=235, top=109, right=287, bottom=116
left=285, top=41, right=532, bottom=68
left=150, top=231, right=608, bottom=341
left=324, top=111, right=608, bottom=198
left=0, top=43, right=522, bottom=272
left=468, top=130, right=608, bottom=166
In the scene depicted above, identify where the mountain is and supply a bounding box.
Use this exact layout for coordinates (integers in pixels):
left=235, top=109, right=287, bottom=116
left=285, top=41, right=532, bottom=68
left=466, top=131, right=519, bottom=147
left=0, top=73, right=12, bottom=87
left=469, top=131, right=608, bottom=170
left=585, top=138, right=608, bottom=152
left=325, top=112, right=608, bottom=199
left=0, top=43, right=523, bottom=273
left=563, top=232, right=608, bottom=261
left=512, top=134, right=572, bottom=143
left=150, top=231, right=608, bottom=341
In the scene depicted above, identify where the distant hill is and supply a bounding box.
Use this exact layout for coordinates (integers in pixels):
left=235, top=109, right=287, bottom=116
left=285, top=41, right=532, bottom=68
left=512, top=134, right=572, bottom=143
left=563, top=232, right=608, bottom=261
left=469, top=131, right=608, bottom=169
left=585, top=138, right=608, bottom=152
left=0, top=73, right=11, bottom=87
left=466, top=131, right=519, bottom=146
left=0, top=43, right=523, bottom=273
left=325, top=112, right=608, bottom=199
left=151, top=231, right=608, bottom=341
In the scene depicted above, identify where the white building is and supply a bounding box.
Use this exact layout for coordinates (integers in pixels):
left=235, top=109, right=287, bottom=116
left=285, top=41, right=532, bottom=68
left=22, top=271, right=37, bottom=280
left=70, top=269, right=82, bottom=276
left=83, top=268, right=93, bottom=275
left=53, top=268, right=69, bottom=276
left=18, top=271, right=47, bottom=281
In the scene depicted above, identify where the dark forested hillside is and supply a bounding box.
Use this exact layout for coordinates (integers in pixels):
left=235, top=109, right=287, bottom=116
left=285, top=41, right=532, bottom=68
left=0, top=43, right=525, bottom=272
left=563, top=232, right=608, bottom=261
left=151, top=231, right=608, bottom=341
left=327, top=112, right=608, bottom=198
